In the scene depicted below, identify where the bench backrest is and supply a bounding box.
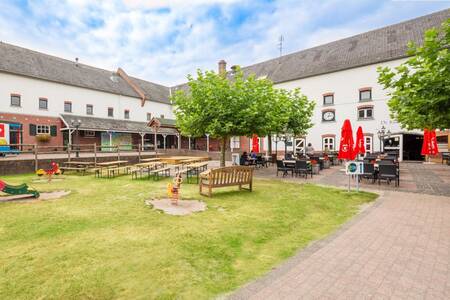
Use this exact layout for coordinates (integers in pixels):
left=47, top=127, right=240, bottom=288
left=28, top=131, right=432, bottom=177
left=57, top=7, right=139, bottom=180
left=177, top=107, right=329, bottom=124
left=208, top=166, right=253, bottom=186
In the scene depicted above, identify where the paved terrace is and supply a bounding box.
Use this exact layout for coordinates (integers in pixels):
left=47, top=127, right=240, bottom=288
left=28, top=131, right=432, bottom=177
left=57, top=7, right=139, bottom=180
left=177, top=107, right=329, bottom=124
left=226, top=162, right=450, bottom=299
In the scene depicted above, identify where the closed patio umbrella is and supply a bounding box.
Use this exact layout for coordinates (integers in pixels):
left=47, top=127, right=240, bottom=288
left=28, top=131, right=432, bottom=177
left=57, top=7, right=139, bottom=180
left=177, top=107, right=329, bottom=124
left=421, top=129, right=438, bottom=156
left=338, top=119, right=356, bottom=160
left=354, top=126, right=366, bottom=156
left=251, top=134, right=259, bottom=153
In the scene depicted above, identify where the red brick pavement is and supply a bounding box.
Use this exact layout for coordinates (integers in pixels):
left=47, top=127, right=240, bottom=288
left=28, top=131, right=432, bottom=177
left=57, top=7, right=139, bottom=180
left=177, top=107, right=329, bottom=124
left=229, top=191, right=450, bottom=299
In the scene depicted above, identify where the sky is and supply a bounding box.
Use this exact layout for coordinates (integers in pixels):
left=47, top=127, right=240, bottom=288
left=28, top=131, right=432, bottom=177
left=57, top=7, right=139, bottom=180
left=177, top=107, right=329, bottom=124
left=0, top=1, right=449, bottom=86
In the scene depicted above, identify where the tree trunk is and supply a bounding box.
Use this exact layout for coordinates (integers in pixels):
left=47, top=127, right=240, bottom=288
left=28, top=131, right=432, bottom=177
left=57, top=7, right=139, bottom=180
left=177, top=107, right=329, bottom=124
left=220, top=137, right=227, bottom=167
left=267, top=134, right=272, bottom=155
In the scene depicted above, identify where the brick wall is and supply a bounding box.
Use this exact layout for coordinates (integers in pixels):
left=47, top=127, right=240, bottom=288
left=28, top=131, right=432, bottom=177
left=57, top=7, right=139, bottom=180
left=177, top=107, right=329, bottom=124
left=0, top=112, right=64, bottom=147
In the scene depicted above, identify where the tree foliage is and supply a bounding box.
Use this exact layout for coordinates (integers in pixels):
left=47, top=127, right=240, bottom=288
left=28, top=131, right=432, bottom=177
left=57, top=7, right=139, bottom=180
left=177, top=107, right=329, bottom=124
left=171, top=67, right=315, bottom=166
left=377, top=19, right=450, bottom=130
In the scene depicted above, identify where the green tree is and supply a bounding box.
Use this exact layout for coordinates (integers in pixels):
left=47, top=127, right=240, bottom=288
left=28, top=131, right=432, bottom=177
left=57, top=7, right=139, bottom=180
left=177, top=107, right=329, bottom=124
left=171, top=67, right=314, bottom=166
left=377, top=19, right=450, bottom=130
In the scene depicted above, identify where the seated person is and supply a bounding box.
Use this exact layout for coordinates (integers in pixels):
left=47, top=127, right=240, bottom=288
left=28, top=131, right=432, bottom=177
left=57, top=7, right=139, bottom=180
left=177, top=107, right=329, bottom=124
left=240, top=152, right=249, bottom=165
left=285, top=152, right=293, bottom=160
left=306, top=143, right=315, bottom=157
left=250, top=150, right=257, bottom=159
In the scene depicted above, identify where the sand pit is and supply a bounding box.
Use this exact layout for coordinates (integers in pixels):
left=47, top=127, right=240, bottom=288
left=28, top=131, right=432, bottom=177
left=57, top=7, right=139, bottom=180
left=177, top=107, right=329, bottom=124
left=145, top=198, right=207, bottom=216
left=0, top=190, right=71, bottom=202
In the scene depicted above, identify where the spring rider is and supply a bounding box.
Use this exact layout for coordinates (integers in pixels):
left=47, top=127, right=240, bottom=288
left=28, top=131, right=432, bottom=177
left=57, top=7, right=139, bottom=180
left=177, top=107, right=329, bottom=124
left=167, top=172, right=183, bottom=205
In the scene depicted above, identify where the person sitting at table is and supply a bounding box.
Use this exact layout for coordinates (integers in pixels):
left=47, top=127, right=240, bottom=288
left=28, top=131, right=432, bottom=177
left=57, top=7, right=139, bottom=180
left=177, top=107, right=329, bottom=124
left=240, top=152, right=249, bottom=166
left=250, top=150, right=257, bottom=159
left=285, top=152, right=293, bottom=160
left=306, top=143, right=315, bottom=157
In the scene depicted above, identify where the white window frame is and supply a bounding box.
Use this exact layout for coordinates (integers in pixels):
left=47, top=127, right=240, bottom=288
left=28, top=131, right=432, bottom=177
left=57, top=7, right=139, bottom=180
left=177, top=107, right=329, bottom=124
left=64, top=101, right=72, bottom=113
left=84, top=130, right=96, bottom=137
left=322, top=137, right=335, bottom=151
left=358, top=107, right=373, bottom=120
left=323, top=95, right=334, bottom=105
left=364, top=136, right=373, bottom=153
left=36, top=125, right=50, bottom=135
left=39, top=98, right=48, bottom=110
left=230, top=136, right=240, bottom=149
left=147, top=113, right=152, bottom=121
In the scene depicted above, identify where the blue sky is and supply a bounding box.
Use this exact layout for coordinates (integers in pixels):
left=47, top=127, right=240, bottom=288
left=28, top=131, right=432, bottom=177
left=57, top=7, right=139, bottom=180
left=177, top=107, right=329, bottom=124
left=0, top=0, right=448, bottom=86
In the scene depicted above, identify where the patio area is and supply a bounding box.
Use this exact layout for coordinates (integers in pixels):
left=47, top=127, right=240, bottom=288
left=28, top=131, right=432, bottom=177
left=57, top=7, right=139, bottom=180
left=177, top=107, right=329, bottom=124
left=251, top=161, right=450, bottom=196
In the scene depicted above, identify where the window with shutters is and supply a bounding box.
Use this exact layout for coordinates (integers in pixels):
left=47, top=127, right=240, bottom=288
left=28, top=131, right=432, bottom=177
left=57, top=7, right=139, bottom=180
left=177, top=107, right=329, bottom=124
left=36, top=125, right=50, bottom=135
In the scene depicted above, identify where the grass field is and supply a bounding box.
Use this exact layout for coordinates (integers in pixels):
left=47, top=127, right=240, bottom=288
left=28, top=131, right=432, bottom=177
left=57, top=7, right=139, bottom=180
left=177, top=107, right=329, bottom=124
left=0, top=173, right=376, bottom=299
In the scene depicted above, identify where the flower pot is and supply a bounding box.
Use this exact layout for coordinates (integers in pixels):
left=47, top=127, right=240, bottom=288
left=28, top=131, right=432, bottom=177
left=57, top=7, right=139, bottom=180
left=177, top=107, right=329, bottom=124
left=323, top=160, right=330, bottom=169
left=312, top=165, right=320, bottom=174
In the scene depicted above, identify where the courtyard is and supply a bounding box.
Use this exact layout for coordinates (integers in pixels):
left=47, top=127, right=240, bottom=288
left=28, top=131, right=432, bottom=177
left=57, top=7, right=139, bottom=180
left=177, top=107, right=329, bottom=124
left=0, top=172, right=375, bottom=299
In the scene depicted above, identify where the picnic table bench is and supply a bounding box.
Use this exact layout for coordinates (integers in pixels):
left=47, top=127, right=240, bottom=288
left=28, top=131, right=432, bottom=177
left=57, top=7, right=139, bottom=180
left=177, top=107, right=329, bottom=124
left=140, top=158, right=161, bottom=163
left=60, top=161, right=93, bottom=175
left=148, top=167, right=171, bottom=180
left=95, top=160, right=129, bottom=178
left=199, top=166, right=253, bottom=197
left=131, top=162, right=167, bottom=179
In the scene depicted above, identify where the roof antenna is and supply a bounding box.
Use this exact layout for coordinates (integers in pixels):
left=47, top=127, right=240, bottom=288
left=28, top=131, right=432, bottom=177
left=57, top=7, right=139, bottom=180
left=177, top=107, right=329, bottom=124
left=278, top=35, right=284, bottom=60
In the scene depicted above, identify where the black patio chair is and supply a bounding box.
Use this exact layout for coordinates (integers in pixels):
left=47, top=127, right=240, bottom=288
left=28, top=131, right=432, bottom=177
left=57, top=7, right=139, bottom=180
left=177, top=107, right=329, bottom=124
left=378, top=164, right=399, bottom=187
left=360, top=163, right=376, bottom=183
left=294, top=160, right=312, bottom=179
left=256, top=156, right=268, bottom=168
left=276, top=160, right=293, bottom=177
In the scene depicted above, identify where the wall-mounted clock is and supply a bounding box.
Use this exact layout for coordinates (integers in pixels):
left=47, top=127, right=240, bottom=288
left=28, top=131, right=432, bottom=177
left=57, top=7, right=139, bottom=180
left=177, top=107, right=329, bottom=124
left=322, top=111, right=335, bottom=121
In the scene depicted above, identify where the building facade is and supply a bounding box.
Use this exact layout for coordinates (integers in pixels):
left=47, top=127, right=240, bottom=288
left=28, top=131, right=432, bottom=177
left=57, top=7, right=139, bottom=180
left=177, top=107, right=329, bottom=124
left=0, top=9, right=448, bottom=158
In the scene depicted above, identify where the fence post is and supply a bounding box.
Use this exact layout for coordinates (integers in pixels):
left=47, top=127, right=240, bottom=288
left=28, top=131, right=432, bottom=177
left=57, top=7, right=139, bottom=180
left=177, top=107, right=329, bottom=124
left=94, top=143, right=97, bottom=167
left=34, top=144, right=38, bottom=172
left=117, top=145, right=120, bottom=161
left=68, top=143, right=71, bottom=162
left=138, top=143, right=141, bottom=163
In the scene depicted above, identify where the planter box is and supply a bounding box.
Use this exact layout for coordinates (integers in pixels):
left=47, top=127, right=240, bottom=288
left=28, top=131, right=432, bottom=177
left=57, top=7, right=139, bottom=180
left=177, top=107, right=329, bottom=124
left=323, top=160, right=330, bottom=169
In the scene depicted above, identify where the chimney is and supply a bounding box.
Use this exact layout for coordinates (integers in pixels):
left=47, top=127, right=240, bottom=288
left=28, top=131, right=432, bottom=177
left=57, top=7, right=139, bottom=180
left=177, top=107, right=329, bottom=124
left=218, top=59, right=226, bottom=76
left=75, top=57, right=79, bottom=66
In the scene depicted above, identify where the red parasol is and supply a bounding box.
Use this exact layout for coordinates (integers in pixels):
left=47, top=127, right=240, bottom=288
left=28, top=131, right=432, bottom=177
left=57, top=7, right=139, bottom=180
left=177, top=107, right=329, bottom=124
left=338, top=119, right=356, bottom=160
left=354, top=126, right=366, bottom=155
left=421, top=129, right=439, bottom=156
left=251, top=134, right=259, bottom=153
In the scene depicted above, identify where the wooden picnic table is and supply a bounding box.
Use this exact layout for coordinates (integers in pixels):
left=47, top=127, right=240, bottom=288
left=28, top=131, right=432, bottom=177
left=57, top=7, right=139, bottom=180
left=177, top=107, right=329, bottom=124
left=64, top=161, right=93, bottom=166
left=140, top=158, right=161, bottom=162
left=97, top=160, right=128, bottom=167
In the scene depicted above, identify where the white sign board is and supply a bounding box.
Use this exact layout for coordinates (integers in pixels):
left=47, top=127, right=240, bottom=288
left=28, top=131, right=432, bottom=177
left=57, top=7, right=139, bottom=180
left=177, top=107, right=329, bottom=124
left=345, top=161, right=364, bottom=175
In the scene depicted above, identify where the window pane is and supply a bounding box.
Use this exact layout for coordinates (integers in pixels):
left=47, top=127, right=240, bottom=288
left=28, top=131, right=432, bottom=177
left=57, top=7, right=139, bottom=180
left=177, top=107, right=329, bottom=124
left=39, top=99, right=47, bottom=109
left=86, top=105, right=93, bottom=115
left=366, top=109, right=373, bottom=118
left=124, top=110, right=130, bottom=119
left=11, top=95, right=21, bottom=106
left=147, top=113, right=152, bottom=121
left=360, top=90, right=371, bottom=100
left=358, top=109, right=365, bottom=118
left=108, top=108, right=113, bottom=117
left=324, top=95, right=333, bottom=104
left=64, top=102, right=72, bottom=112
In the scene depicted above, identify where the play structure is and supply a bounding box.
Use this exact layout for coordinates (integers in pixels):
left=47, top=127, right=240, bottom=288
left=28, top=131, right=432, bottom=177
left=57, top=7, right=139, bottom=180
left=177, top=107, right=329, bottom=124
left=167, top=172, right=183, bottom=205
left=0, top=179, right=40, bottom=199
left=36, top=162, right=61, bottom=182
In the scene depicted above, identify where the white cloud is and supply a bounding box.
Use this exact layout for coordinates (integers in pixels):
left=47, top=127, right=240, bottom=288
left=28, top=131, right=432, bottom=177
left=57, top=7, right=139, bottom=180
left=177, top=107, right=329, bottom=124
left=0, top=0, right=448, bottom=86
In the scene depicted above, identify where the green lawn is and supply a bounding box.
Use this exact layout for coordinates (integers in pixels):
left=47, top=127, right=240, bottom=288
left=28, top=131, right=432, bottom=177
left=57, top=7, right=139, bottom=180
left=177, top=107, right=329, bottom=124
left=0, top=173, right=376, bottom=299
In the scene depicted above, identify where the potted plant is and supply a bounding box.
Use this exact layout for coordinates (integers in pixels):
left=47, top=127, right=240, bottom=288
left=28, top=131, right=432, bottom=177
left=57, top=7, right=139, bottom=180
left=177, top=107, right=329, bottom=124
left=311, top=159, right=320, bottom=174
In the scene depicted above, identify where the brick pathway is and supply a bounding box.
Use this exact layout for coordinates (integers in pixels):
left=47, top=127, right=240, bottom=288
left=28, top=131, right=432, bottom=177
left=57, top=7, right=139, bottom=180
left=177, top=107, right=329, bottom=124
left=230, top=191, right=450, bottom=299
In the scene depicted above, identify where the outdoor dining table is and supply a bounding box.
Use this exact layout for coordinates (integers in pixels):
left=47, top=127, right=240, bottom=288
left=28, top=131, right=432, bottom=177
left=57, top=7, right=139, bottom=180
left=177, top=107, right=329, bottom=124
left=140, top=158, right=161, bottom=162
left=97, top=160, right=128, bottom=167
left=185, top=162, right=209, bottom=183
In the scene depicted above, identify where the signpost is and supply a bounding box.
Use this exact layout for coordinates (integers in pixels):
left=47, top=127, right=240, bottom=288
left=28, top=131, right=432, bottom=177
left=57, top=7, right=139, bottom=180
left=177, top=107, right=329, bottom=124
left=345, top=161, right=364, bottom=192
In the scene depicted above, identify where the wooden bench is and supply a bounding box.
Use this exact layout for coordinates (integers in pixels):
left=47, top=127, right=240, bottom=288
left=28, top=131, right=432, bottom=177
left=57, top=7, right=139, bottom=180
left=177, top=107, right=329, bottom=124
left=149, top=167, right=171, bottom=180
left=105, top=166, right=131, bottom=178
left=199, top=166, right=253, bottom=197
left=59, top=166, right=87, bottom=175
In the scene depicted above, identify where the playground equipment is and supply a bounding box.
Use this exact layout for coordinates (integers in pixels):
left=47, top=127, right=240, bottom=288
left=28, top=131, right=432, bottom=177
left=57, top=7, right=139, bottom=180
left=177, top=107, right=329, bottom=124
left=0, top=180, right=40, bottom=199
left=167, top=172, right=183, bottom=205
left=36, top=162, right=61, bottom=182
